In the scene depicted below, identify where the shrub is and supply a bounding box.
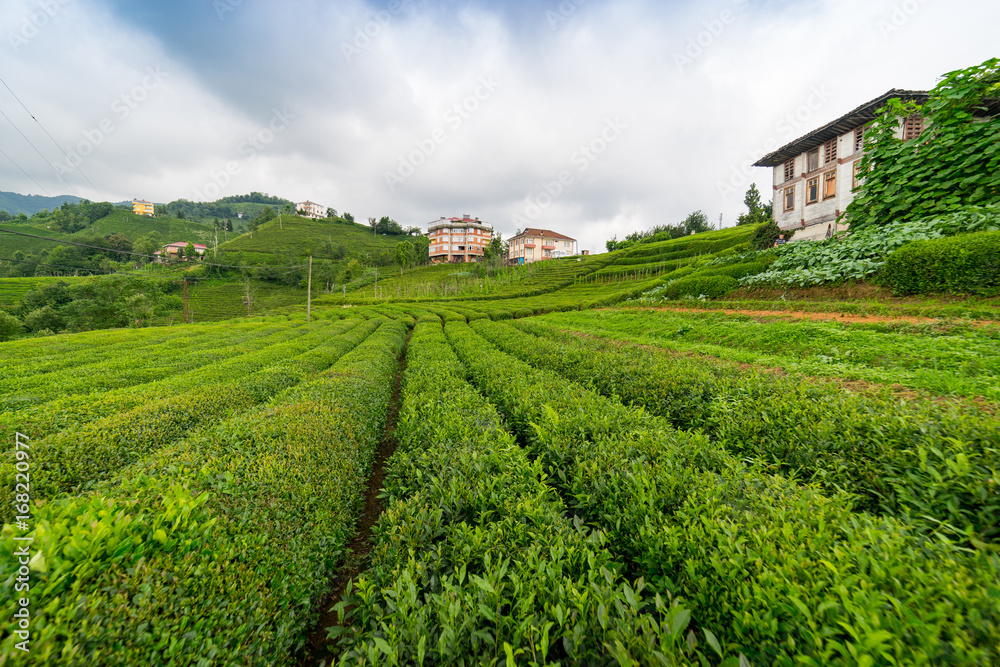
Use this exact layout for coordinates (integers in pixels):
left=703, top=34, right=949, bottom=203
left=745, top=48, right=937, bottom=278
left=0, top=311, right=22, bottom=341
left=23, top=305, right=65, bottom=333
left=663, top=275, right=738, bottom=300
left=700, top=261, right=770, bottom=280
left=750, top=222, right=794, bottom=250
left=882, top=230, right=1000, bottom=295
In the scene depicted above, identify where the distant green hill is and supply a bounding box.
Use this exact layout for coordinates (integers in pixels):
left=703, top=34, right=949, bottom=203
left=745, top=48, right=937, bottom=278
left=0, top=191, right=83, bottom=217
left=0, top=209, right=214, bottom=258
left=217, top=214, right=417, bottom=263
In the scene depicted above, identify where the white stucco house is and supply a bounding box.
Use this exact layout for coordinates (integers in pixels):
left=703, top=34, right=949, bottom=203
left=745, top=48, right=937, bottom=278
left=754, top=89, right=928, bottom=241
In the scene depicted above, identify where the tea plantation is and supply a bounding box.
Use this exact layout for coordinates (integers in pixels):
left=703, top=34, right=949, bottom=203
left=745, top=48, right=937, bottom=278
left=2, top=223, right=999, bottom=665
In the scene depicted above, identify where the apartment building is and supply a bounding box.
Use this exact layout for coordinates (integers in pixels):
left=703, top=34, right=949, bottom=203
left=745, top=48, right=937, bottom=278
left=507, top=228, right=577, bottom=264
left=295, top=201, right=326, bottom=220
left=132, top=199, right=154, bottom=216
left=427, top=215, right=493, bottom=263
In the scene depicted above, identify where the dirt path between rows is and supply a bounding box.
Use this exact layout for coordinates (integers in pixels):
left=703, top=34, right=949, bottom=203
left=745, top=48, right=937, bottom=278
left=627, top=306, right=1000, bottom=327
left=299, top=329, right=411, bottom=667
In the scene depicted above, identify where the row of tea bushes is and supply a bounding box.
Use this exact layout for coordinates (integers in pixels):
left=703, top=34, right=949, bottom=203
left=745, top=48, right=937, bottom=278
left=2, top=318, right=382, bottom=506
left=0, top=319, right=341, bottom=494
left=334, top=317, right=733, bottom=665
left=0, top=318, right=407, bottom=665
left=446, top=320, right=1000, bottom=666
left=487, top=317, right=1000, bottom=543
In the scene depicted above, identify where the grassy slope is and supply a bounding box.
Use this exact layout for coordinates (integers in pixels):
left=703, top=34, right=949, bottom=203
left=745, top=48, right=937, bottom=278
left=216, top=215, right=414, bottom=262
left=0, top=211, right=214, bottom=257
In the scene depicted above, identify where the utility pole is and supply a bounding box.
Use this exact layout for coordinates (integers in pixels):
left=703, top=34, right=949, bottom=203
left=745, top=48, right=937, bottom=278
left=306, top=255, right=312, bottom=323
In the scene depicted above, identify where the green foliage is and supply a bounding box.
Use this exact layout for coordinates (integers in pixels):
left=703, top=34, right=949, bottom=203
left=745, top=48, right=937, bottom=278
left=736, top=184, right=771, bottom=226
left=883, top=230, right=1000, bottom=295
left=606, top=210, right=715, bottom=251
left=23, top=304, right=65, bottom=332
left=449, top=318, right=1000, bottom=665
left=741, top=205, right=1000, bottom=288
left=0, top=317, right=405, bottom=665
left=0, top=310, right=22, bottom=341
left=661, top=274, right=738, bottom=300
left=393, top=240, right=415, bottom=270
left=750, top=221, right=793, bottom=250
left=845, top=58, right=1000, bottom=230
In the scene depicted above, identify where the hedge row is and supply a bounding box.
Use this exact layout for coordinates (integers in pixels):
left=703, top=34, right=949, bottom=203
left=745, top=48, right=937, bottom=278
left=334, top=318, right=734, bottom=665
left=661, top=274, right=739, bottom=299
left=1, top=318, right=381, bottom=507
left=500, top=318, right=1000, bottom=542
left=446, top=320, right=1000, bottom=665
left=883, top=230, right=1000, bottom=295
left=0, top=318, right=406, bottom=665
left=0, top=319, right=312, bottom=413
left=0, top=319, right=339, bottom=460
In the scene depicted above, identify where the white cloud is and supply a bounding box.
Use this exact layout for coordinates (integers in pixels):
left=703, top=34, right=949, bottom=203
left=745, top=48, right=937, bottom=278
left=0, top=0, right=997, bottom=253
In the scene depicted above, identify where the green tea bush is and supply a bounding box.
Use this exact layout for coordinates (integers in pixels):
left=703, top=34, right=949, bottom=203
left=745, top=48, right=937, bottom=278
left=882, top=230, right=1000, bottom=295
left=0, top=310, right=22, bottom=341
left=663, top=275, right=738, bottom=299
left=0, top=318, right=406, bottom=666
left=336, top=320, right=731, bottom=665
left=451, top=319, right=1000, bottom=665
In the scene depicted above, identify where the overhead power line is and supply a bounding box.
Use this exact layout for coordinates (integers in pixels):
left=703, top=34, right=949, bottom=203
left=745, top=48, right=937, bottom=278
left=0, top=227, right=309, bottom=270
left=0, top=104, right=82, bottom=198
left=0, top=255, right=304, bottom=281
left=0, top=76, right=107, bottom=201
left=0, top=145, right=51, bottom=196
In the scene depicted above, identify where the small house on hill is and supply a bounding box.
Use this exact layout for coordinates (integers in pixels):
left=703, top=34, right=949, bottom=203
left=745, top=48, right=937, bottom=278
left=157, top=242, right=207, bottom=260
left=507, top=228, right=578, bottom=264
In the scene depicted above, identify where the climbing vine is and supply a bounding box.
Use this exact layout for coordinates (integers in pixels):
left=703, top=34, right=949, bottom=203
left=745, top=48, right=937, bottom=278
left=844, top=58, right=1000, bottom=230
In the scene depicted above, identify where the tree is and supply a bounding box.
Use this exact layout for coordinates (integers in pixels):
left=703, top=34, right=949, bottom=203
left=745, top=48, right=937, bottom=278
left=343, top=212, right=355, bottom=224
left=342, top=258, right=362, bottom=281
left=185, top=242, right=197, bottom=261
left=326, top=207, right=337, bottom=218
left=368, top=216, right=378, bottom=236
left=682, top=210, right=714, bottom=235
left=0, top=311, right=22, bottom=341
left=23, top=305, right=65, bottom=333
left=483, top=233, right=508, bottom=263
left=394, top=241, right=416, bottom=272
left=736, top=184, right=771, bottom=226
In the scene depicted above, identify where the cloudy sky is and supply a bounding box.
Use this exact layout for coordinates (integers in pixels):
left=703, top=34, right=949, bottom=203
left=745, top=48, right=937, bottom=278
left=0, top=0, right=996, bottom=252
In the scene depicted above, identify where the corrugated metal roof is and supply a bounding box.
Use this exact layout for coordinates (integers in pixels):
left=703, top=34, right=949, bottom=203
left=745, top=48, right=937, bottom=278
left=753, top=89, right=929, bottom=167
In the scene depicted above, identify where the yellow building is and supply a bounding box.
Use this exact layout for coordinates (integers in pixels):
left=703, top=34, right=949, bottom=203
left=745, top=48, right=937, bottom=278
left=132, top=199, right=154, bottom=216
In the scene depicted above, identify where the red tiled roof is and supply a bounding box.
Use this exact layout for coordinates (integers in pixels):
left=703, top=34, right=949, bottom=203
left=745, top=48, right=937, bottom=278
left=509, top=228, right=576, bottom=242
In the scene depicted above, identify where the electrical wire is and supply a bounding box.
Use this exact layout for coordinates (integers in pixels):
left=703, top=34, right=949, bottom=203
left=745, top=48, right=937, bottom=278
left=0, top=145, right=51, bottom=196
left=0, top=104, right=82, bottom=198
left=0, top=228, right=309, bottom=270
left=0, top=76, right=106, bottom=200
left=0, top=255, right=305, bottom=281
